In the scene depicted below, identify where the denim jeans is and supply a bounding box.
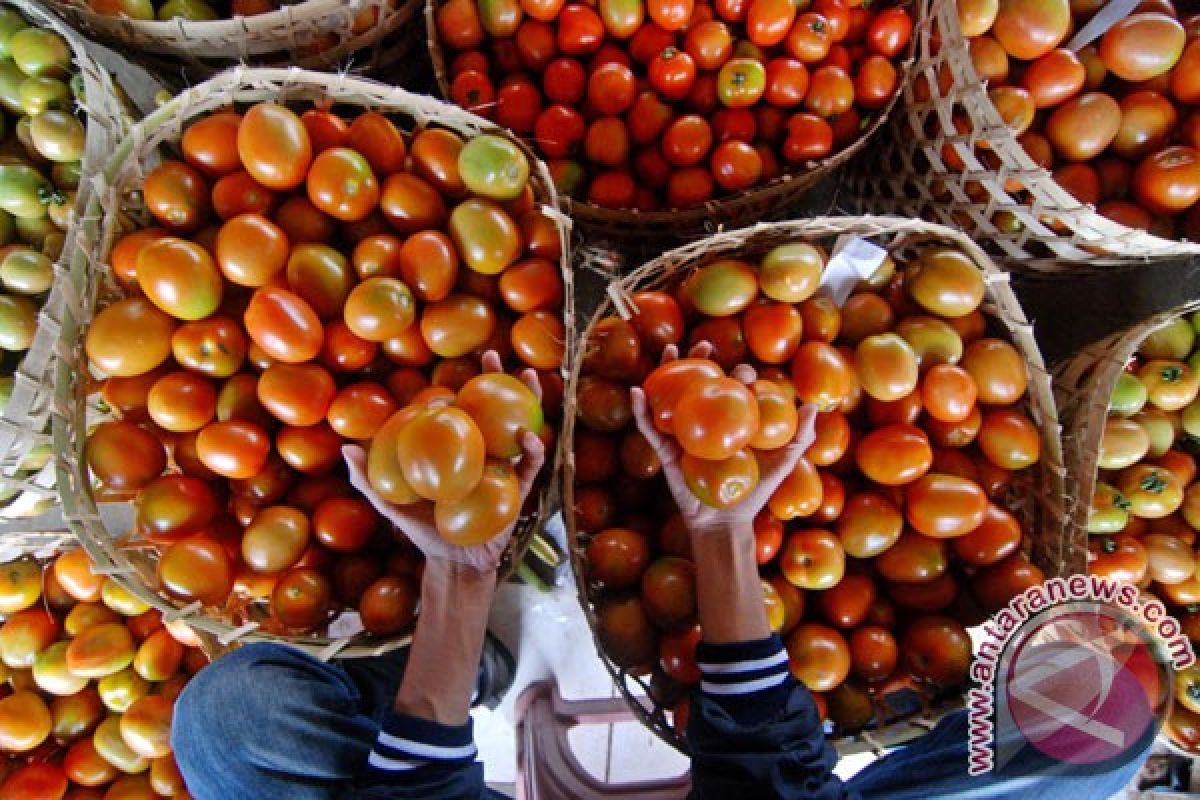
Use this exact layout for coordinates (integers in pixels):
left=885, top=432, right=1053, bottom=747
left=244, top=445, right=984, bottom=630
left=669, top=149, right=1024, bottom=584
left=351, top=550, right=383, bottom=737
left=173, top=643, right=1149, bottom=800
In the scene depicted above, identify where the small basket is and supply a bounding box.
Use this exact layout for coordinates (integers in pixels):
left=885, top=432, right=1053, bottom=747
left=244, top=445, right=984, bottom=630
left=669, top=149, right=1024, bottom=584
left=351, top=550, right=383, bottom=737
left=1053, top=302, right=1200, bottom=546
left=846, top=0, right=1200, bottom=271
left=53, top=66, right=572, bottom=659
left=46, top=0, right=425, bottom=82
left=0, top=0, right=127, bottom=519
left=562, top=214, right=1071, bottom=754
left=425, top=0, right=917, bottom=246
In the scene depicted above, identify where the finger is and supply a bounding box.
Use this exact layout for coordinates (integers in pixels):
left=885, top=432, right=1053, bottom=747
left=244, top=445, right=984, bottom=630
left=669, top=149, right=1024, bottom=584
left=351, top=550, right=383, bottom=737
left=752, top=441, right=810, bottom=503
left=731, top=364, right=757, bottom=385
left=793, top=404, right=819, bottom=449
left=630, top=387, right=677, bottom=465
left=516, top=431, right=547, bottom=496
left=481, top=349, right=503, bottom=374
left=342, top=445, right=368, bottom=489
left=661, top=344, right=679, bottom=364
left=519, top=368, right=543, bottom=402
left=686, top=341, right=713, bottom=360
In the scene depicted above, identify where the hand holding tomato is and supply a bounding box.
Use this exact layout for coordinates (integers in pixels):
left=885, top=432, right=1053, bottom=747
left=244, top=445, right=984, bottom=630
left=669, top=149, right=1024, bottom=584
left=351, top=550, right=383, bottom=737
left=631, top=343, right=817, bottom=539
left=344, top=351, right=546, bottom=573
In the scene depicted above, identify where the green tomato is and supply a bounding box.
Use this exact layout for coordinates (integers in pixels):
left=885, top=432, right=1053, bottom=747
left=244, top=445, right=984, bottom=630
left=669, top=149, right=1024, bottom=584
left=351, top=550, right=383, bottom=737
left=0, top=163, right=54, bottom=219
left=1141, top=318, right=1196, bottom=361
left=0, top=11, right=26, bottom=61
left=29, top=110, right=84, bottom=163
left=1099, top=417, right=1150, bottom=471
left=50, top=160, right=80, bottom=191
left=1134, top=406, right=1179, bottom=458
left=1, top=247, right=52, bottom=294
left=1182, top=398, right=1200, bottom=438
left=9, top=29, right=71, bottom=79
left=45, top=190, right=72, bottom=230
left=0, top=59, right=27, bottom=115
left=18, top=76, right=68, bottom=115
left=158, top=0, right=220, bottom=20
left=1109, top=372, right=1148, bottom=416
left=14, top=214, right=57, bottom=247
left=0, top=209, right=13, bottom=247
left=683, top=259, right=759, bottom=317
left=458, top=135, right=530, bottom=201
left=716, top=57, right=767, bottom=107
left=1088, top=482, right=1131, bottom=534
left=0, top=293, right=36, bottom=350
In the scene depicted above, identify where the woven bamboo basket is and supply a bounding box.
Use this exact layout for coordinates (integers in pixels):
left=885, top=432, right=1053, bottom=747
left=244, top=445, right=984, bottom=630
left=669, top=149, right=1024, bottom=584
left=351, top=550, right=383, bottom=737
left=1053, top=302, right=1200, bottom=548
left=53, top=67, right=573, bottom=659
left=425, top=0, right=917, bottom=246
left=46, top=0, right=424, bottom=82
left=0, top=0, right=127, bottom=519
left=846, top=0, right=1200, bottom=271
left=563, top=215, right=1071, bottom=754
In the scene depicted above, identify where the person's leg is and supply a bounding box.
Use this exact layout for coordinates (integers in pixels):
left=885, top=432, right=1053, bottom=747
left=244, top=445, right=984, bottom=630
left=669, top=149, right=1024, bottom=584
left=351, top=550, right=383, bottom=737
left=847, top=711, right=1152, bottom=800
left=173, top=642, right=393, bottom=800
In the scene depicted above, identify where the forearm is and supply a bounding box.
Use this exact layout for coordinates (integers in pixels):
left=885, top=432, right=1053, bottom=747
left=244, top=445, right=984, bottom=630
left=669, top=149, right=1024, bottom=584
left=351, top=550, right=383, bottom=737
left=393, top=560, right=496, bottom=726
left=691, top=523, right=771, bottom=645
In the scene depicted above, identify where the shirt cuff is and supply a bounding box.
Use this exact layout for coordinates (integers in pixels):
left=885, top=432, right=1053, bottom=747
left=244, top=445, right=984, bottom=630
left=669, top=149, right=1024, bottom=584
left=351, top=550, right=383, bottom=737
left=365, top=711, right=478, bottom=779
left=696, top=634, right=796, bottom=726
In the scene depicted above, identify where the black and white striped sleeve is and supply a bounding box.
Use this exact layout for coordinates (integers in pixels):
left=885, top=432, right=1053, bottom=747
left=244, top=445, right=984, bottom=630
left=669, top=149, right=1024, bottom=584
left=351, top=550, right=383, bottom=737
left=695, top=634, right=795, bottom=725
left=364, top=711, right=478, bottom=783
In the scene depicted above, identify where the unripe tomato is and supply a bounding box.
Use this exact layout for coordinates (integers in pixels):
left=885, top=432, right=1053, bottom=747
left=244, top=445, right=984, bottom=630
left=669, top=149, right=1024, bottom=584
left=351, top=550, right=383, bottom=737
left=855, top=333, right=918, bottom=402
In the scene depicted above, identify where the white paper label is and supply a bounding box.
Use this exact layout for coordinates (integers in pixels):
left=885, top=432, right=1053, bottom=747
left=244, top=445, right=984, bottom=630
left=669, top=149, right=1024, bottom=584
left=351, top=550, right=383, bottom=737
left=820, top=236, right=889, bottom=307
left=327, top=611, right=365, bottom=639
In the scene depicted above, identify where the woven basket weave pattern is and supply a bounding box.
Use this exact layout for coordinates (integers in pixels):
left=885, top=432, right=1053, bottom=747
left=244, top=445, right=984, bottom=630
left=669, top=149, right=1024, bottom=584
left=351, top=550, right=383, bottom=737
left=53, top=67, right=572, bottom=658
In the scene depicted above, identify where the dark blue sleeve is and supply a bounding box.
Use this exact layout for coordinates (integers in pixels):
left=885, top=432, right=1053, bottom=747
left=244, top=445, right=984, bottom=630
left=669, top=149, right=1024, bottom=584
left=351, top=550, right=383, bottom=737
left=686, top=635, right=858, bottom=800
left=354, top=711, right=491, bottom=800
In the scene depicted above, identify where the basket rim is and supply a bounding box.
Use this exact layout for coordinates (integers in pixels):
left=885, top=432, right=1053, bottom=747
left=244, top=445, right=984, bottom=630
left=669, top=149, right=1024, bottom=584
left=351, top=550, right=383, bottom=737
left=52, top=66, right=574, bottom=658
left=560, top=213, right=1070, bottom=754
left=422, top=0, right=919, bottom=234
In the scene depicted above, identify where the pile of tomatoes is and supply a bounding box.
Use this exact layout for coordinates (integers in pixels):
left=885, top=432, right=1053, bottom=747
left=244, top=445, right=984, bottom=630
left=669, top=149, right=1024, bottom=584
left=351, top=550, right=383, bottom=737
left=0, top=12, right=90, bottom=403
left=434, top=0, right=913, bottom=211
left=1087, top=315, right=1200, bottom=750
left=573, top=235, right=1048, bottom=732
left=0, top=549, right=207, bottom=798
left=944, top=0, right=1200, bottom=241
left=81, top=99, right=564, bottom=638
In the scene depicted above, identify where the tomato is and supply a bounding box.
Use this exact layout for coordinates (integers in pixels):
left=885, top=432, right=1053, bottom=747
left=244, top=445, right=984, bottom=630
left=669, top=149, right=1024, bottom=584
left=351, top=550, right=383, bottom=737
left=511, top=310, right=565, bottom=369
left=790, top=341, right=852, bottom=411
left=780, top=528, right=844, bottom=590
left=904, top=472, right=988, bottom=539
left=182, top=110, right=241, bottom=177
left=992, top=0, right=1069, bottom=60
left=596, top=595, right=655, bottom=668
left=817, top=574, right=875, bottom=628
left=0, top=763, right=66, bottom=800
left=436, top=460, right=521, bottom=544
left=135, top=474, right=217, bottom=538
left=977, top=410, right=1040, bottom=470
left=1044, top=92, right=1122, bottom=163
left=345, top=112, right=407, bottom=177
left=746, top=0, right=795, bottom=47
left=848, top=625, right=897, bottom=683
left=855, top=333, right=918, bottom=402
left=670, top=376, right=759, bottom=460
left=194, top=420, right=269, bottom=479
left=973, top=556, right=1045, bottom=611
left=1088, top=533, right=1150, bottom=584
left=1172, top=39, right=1200, bottom=104
left=1099, top=12, right=1186, bottom=82
left=855, top=424, right=932, bottom=486
left=855, top=54, right=899, bottom=110
left=786, top=12, right=832, bottom=63
left=1020, top=48, right=1084, bottom=110
left=960, top=338, right=1027, bottom=406
left=586, top=527, right=651, bottom=590
left=765, top=457, right=820, bottom=519
left=270, top=568, right=333, bottom=631
left=902, top=615, right=971, bottom=686
left=642, top=358, right=724, bottom=434
left=867, top=7, right=912, bottom=58
left=804, top=65, right=853, bottom=117
left=835, top=491, right=903, bottom=558
left=1111, top=91, right=1178, bottom=163
left=1133, top=146, right=1200, bottom=215
left=237, top=103, right=312, bottom=191
left=757, top=243, right=823, bottom=303
left=0, top=608, right=58, bottom=670
left=143, top=160, right=210, bottom=233
left=131, top=629, right=184, bottom=684
left=876, top=530, right=947, bottom=584
left=350, top=577, right=418, bottom=640
left=157, top=534, right=234, bottom=606
left=640, top=557, right=696, bottom=629
left=786, top=623, right=850, bottom=691
left=1144, top=533, right=1195, bottom=585
left=394, top=406, right=486, bottom=503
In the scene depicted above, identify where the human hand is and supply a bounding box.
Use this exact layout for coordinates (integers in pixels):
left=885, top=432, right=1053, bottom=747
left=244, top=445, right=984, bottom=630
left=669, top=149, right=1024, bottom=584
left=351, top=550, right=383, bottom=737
left=343, top=351, right=547, bottom=574
left=631, top=343, right=818, bottom=540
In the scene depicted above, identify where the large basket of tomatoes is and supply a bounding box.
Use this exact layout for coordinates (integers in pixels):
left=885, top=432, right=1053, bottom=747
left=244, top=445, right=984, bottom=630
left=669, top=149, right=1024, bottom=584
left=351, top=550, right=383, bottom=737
left=0, top=542, right=216, bottom=796
left=52, top=67, right=572, bottom=658
left=45, top=0, right=424, bottom=81
left=428, top=0, right=917, bottom=244
left=564, top=215, right=1071, bottom=752
left=0, top=0, right=127, bottom=519
left=1053, top=302, right=1200, bottom=754
left=848, top=0, right=1200, bottom=270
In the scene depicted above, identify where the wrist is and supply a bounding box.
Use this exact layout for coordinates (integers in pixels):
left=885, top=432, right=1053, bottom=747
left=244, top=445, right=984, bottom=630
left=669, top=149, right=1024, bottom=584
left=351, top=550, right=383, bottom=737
left=422, top=558, right=500, bottom=590
left=692, top=525, right=771, bottom=645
